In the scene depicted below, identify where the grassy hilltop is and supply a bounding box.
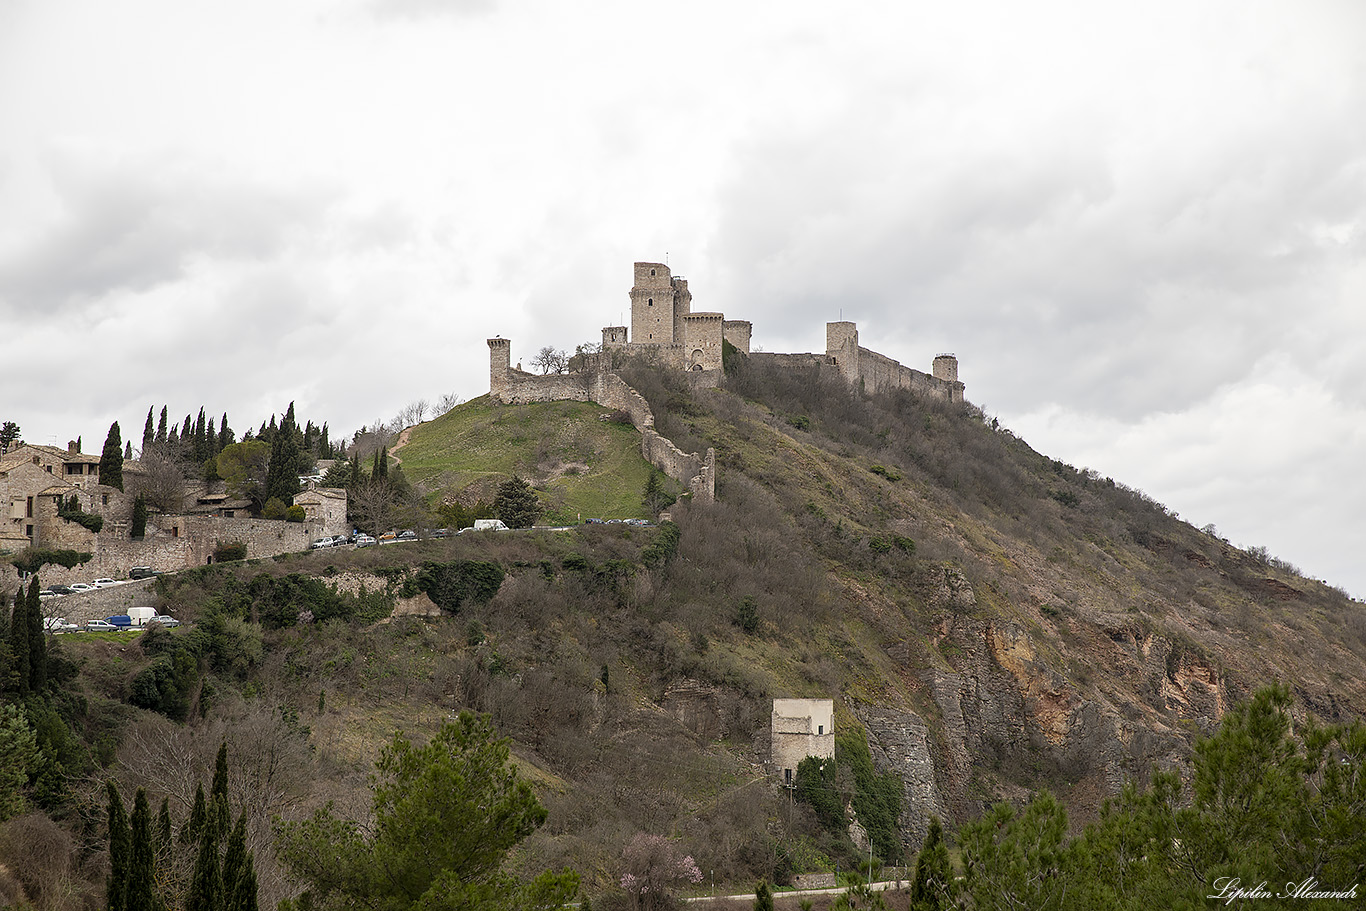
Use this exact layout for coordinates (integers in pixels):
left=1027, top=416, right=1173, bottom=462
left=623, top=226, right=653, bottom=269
left=4, top=353, right=1365, bottom=911
left=395, top=395, right=658, bottom=524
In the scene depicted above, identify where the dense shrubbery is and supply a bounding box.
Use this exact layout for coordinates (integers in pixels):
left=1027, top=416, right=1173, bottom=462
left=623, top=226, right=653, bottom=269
left=11, top=549, right=91, bottom=576
left=413, top=560, right=505, bottom=613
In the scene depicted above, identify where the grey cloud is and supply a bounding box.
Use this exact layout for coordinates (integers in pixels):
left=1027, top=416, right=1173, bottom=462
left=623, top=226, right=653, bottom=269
left=709, top=97, right=1366, bottom=421
left=363, top=0, right=495, bottom=22
left=0, top=154, right=338, bottom=315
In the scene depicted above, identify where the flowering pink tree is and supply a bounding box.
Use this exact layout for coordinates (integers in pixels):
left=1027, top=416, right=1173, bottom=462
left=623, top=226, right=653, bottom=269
left=620, top=833, right=703, bottom=911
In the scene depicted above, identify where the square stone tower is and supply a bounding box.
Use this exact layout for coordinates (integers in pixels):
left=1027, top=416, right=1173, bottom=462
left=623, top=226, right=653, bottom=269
left=772, top=698, right=835, bottom=786
left=630, top=262, right=690, bottom=345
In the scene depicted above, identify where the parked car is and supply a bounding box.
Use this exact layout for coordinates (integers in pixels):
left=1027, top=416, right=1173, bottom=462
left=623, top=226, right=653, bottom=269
left=38, top=589, right=59, bottom=600
left=150, top=615, right=180, bottom=628
left=431, top=527, right=451, bottom=538
left=43, top=617, right=78, bottom=632
left=378, top=531, right=398, bottom=542
left=354, top=534, right=377, bottom=548
left=48, top=584, right=74, bottom=595
left=85, top=619, right=118, bottom=632
left=68, top=582, right=94, bottom=593
left=129, top=566, right=157, bottom=580
left=105, top=615, right=133, bottom=629
left=396, top=530, right=417, bottom=541
left=92, top=578, right=117, bottom=588
left=310, top=538, right=333, bottom=549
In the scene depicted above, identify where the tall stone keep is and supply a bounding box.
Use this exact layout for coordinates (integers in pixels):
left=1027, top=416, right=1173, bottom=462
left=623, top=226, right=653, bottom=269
left=826, top=321, right=860, bottom=383
left=487, top=337, right=511, bottom=399
left=932, top=354, right=959, bottom=383
left=630, top=262, right=691, bottom=345
left=772, top=698, right=835, bottom=786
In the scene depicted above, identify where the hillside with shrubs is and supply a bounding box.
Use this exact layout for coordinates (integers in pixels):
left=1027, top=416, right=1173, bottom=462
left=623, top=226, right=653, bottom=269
left=1, top=352, right=1364, bottom=911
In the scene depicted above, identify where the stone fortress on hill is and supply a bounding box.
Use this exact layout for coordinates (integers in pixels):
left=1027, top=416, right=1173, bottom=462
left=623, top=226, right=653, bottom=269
left=488, top=261, right=966, bottom=504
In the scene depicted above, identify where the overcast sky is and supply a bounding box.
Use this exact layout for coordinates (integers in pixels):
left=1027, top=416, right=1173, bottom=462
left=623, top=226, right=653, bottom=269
left=2, top=0, right=1363, bottom=597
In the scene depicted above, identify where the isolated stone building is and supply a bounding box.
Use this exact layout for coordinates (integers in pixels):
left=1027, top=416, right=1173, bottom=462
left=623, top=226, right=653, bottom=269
left=771, top=697, right=835, bottom=785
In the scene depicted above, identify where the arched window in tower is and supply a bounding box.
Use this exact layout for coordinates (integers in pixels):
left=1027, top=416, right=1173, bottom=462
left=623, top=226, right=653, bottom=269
left=648, top=298, right=653, bottom=306
left=650, top=269, right=656, bottom=277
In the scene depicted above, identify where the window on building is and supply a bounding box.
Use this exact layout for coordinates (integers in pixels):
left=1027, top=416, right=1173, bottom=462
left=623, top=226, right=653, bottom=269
left=818, top=725, right=824, bottom=735
left=102, top=494, right=109, bottom=506
left=784, top=768, right=792, bottom=785
left=26, top=496, right=33, bottom=518
left=26, top=524, right=33, bottom=537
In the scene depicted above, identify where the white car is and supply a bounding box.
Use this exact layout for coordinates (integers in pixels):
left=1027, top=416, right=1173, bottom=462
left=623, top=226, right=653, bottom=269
left=85, top=619, right=118, bottom=631
left=68, top=582, right=95, bottom=593
left=92, top=578, right=118, bottom=588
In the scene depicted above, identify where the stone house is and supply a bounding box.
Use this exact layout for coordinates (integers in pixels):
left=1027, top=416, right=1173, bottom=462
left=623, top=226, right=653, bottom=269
left=0, top=443, right=103, bottom=549
left=293, top=483, right=349, bottom=538
left=772, top=697, right=835, bottom=785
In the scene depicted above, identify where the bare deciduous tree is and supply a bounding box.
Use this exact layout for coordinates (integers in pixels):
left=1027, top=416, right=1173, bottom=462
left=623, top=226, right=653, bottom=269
left=531, top=346, right=568, bottom=375
left=437, top=393, right=464, bottom=415
left=131, top=442, right=192, bottom=513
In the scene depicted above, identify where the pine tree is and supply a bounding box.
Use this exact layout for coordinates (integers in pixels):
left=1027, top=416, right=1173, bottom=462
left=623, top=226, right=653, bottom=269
left=910, top=816, right=953, bottom=911
left=753, top=881, right=774, bottom=911
left=493, top=475, right=541, bottom=528
left=25, top=578, right=44, bottom=692
left=143, top=407, right=156, bottom=452
left=128, top=788, right=156, bottom=911
left=100, top=422, right=125, bottom=491
left=107, top=781, right=131, bottom=911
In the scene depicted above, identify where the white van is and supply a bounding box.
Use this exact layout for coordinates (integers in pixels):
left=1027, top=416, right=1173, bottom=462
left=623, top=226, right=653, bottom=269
left=472, top=519, right=509, bottom=531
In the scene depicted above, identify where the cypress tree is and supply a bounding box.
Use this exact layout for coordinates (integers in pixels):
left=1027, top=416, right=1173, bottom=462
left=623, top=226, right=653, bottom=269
left=128, top=788, right=156, bottom=911
left=211, top=741, right=230, bottom=839
left=157, top=797, right=173, bottom=857
left=143, top=407, right=156, bottom=452
left=0, top=593, right=10, bottom=689
left=186, top=809, right=222, bottom=911
left=183, top=783, right=207, bottom=845
left=100, top=422, right=125, bottom=491
left=107, top=781, right=131, bottom=911
left=25, top=578, right=44, bottom=692
left=219, top=413, right=233, bottom=450
left=377, top=447, right=388, bottom=481
left=131, top=495, right=147, bottom=539
left=194, top=409, right=207, bottom=463
left=156, top=407, right=168, bottom=445
left=265, top=407, right=300, bottom=506
left=230, top=854, right=258, bottom=911
left=8, top=589, right=29, bottom=697
left=221, top=811, right=247, bottom=905
left=124, top=441, right=132, bottom=459
left=206, top=417, right=217, bottom=458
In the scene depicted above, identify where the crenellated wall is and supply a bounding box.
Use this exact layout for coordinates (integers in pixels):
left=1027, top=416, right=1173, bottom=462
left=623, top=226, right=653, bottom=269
left=487, top=341, right=715, bottom=503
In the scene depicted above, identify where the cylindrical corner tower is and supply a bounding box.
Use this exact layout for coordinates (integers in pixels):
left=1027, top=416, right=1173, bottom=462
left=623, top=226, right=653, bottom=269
left=932, top=354, right=959, bottom=383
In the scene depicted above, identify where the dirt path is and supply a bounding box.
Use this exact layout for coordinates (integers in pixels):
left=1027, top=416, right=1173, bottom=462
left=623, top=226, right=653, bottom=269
left=388, top=425, right=415, bottom=465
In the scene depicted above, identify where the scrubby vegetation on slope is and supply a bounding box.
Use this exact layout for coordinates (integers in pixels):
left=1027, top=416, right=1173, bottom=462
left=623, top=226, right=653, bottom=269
left=2, top=354, right=1364, bottom=911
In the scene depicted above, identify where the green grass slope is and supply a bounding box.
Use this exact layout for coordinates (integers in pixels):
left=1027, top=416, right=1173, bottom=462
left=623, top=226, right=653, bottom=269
left=396, top=395, right=664, bottom=523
